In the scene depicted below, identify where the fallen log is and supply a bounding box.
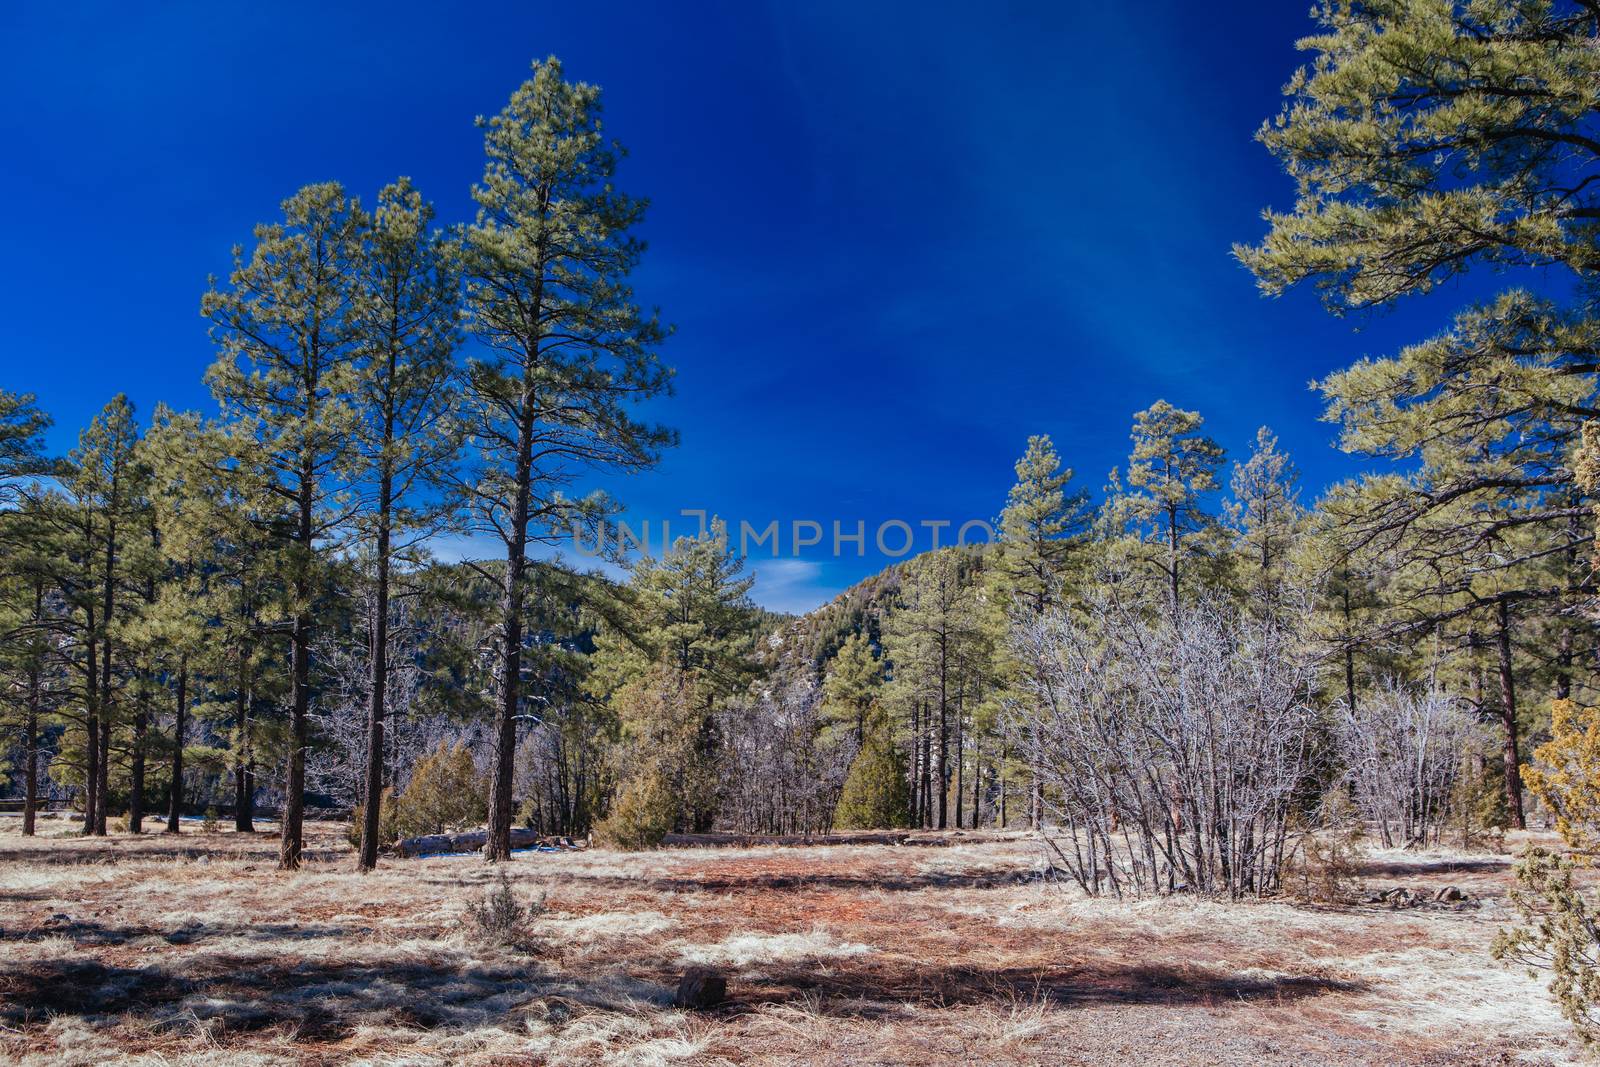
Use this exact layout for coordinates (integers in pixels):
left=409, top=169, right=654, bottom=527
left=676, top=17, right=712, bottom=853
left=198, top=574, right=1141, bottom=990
left=659, top=830, right=910, bottom=848
left=393, top=828, right=586, bottom=858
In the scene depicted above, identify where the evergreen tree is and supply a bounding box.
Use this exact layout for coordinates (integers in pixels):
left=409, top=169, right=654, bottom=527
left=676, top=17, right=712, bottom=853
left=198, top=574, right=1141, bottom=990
left=143, top=408, right=287, bottom=833
left=63, top=395, right=149, bottom=836
left=990, top=434, right=1089, bottom=827
left=0, top=392, right=57, bottom=835
left=885, top=549, right=982, bottom=830
left=460, top=57, right=675, bottom=861
left=1118, top=400, right=1225, bottom=612
left=1241, top=0, right=1600, bottom=828
left=993, top=434, right=1090, bottom=617
left=820, top=632, right=883, bottom=749
left=1238, top=0, right=1600, bottom=313
left=349, top=178, right=462, bottom=871
left=0, top=390, right=54, bottom=506
left=203, top=182, right=367, bottom=869
left=1225, top=426, right=1303, bottom=600
left=833, top=707, right=911, bottom=830
left=0, top=505, right=62, bottom=836
left=591, top=522, right=760, bottom=833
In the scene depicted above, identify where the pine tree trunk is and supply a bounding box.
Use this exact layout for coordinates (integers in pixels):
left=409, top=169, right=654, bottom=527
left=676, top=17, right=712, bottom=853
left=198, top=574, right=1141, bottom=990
left=234, top=674, right=255, bottom=833
left=129, top=703, right=146, bottom=833
left=23, top=681, right=39, bottom=836
left=920, top=713, right=932, bottom=829
left=915, top=700, right=928, bottom=825
left=95, top=718, right=110, bottom=835
left=953, top=691, right=964, bottom=830
left=1166, top=502, right=1180, bottom=615
left=167, top=663, right=185, bottom=833
left=1341, top=587, right=1357, bottom=714
left=487, top=433, right=532, bottom=863
left=280, top=466, right=313, bottom=871
left=999, top=738, right=1008, bottom=828
left=1496, top=597, right=1526, bottom=829
left=83, top=602, right=99, bottom=837
left=97, top=499, right=118, bottom=836
left=24, top=581, right=41, bottom=836
left=360, top=469, right=393, bottom=872
left=970, top=737, right=981, bottom=830
left=937, top=640, right=948, bottom=831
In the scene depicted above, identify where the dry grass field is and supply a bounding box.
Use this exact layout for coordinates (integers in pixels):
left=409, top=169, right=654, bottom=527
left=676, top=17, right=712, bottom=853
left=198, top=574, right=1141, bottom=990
left=0, top=817, right=1581, bottom=1066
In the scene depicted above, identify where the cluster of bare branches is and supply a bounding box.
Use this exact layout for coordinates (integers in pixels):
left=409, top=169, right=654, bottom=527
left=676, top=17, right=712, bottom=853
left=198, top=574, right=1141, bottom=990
left=717, top=673, right=847, bottom=836
left=1334, top=681, right=1480, bottom=848
left=1011, top=587, right=1317, bottom=898
left=309, top=593, right=483, bottom=806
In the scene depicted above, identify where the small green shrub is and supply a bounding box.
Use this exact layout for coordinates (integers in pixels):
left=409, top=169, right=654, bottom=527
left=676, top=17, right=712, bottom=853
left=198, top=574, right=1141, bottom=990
left=394, top=741, right=487, bottom=839
left=833, top=719, right=912, bottom=830
left=347, top=786, right=401, bottom=850
left=594, top=765, right=677, bottom=850
left=1495, top=848, right=1600, bottom=1045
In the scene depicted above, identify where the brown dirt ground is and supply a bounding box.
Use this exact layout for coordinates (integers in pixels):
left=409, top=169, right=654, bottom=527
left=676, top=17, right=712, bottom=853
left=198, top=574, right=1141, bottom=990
left=0, top=816, right=1581, bottom=1066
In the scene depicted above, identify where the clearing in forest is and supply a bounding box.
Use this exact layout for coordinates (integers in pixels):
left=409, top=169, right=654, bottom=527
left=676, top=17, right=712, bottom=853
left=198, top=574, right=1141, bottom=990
left=0, top=819, right=1577, bottom=1066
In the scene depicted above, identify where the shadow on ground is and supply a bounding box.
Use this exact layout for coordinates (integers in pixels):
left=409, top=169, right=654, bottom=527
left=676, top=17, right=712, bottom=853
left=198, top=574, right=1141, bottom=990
left=1, top=944, right=1364, bottom=1042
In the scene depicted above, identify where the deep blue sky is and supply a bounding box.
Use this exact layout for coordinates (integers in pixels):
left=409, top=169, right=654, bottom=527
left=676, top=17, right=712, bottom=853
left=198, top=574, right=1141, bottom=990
left=0, top=2, right=1518, bottom=611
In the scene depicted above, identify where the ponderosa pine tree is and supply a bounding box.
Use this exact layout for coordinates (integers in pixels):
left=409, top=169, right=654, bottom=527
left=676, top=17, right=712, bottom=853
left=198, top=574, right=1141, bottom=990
left=1240, top=0, right=1600, bottom=827
left=349, top=178, right=462, bottom=872
left=64, top=395, right=148, bottom=836
left=139, top=408, right=233, bottom=834
left=1119, top=400, right=1225, bottom=613
left=820, top=632, right=883, bottom=750
left=1238, top=0, right=1600, bottom=313
left=591, top=522, right=760, bottom=832
left=0, top=506, right=60, bottom=836
left=0, top=391, right=53, bottom=506
left=0, top=392, right=55, bottom=835
left=885, top=549, right=982, bottom=830
left=460, top=57, right=675, bottom=861
left=1225, top=426, right=1303, bottom=601
left=993, top=435, right=1090, bottom=617
left=991, top=434, right=1090, bottom=827
left=203, top=183, right=366, bottom=868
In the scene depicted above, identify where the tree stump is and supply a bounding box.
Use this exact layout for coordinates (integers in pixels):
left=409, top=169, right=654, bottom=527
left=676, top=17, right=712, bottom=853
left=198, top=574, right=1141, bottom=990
left=674, top=966, right=727, bottom=1010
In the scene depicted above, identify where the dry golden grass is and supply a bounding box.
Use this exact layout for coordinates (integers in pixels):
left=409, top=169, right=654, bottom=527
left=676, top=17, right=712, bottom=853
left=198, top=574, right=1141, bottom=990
left=0, top=815, right=1580, bottom=1065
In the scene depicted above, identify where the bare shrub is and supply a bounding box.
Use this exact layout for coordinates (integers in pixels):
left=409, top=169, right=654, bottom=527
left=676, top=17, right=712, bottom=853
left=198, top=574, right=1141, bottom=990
left=462, top=871, right=546, bottom=950
left=1335, top=681, right=1478, bottom=848
left=1012, top=586, right=1317, bottom=898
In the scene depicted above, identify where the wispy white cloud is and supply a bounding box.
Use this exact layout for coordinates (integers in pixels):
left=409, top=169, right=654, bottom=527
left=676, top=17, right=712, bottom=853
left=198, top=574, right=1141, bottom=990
left=426, top=533, right=836, bottom=615
left=748, top=558, right=836, bottom=615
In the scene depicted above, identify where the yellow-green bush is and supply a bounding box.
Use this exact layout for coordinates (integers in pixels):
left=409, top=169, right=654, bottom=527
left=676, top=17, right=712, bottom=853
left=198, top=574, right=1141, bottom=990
left=393, top=741, right=486, bottom=839
left=347, top=786, right=401, bottom=850
left=1524, top=699, right=1600, bottom=856
left=594, top=763, right=678, bottom=850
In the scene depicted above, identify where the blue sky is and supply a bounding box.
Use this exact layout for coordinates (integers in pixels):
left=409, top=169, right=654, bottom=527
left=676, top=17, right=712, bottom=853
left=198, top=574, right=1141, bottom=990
left=0, top=2, right=1522, bottom=612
